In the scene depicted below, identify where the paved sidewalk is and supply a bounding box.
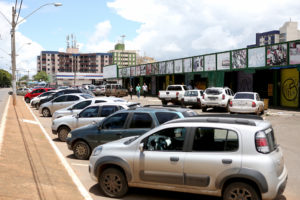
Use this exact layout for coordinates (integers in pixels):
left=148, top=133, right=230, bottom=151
left=0, top=96, right=85, bottom=200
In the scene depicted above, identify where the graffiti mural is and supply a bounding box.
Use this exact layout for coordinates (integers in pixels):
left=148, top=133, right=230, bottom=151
left=232, top=49, right=247, bottom=69
left=281, top=68, right=299, bottom=107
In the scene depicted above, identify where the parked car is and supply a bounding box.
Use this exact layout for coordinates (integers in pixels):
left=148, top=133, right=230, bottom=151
left=93, top=85, right=106, bottom=96
left=66, top=107, right=197, bottom=159
left=181, top=89, right=204, bottom=108
left=16, top=87, right=31, bottom=96
left=52, top=97, right=129, bottom=120
left=30, top=91, right=56, bottom=108
left=52, top=102, right=139, bottom=142
left=24, top=87, right=54, bottom=103
left=201, top=87, right=234, bottom=112
left=39, top=93, right=93, bottom=117
left=89, top=114, right=287, bottom=200
left=105, top=84, right=128, bottom=97
left=158, top=85, right=188, bottom=105
left=229, top=92, right=264, bottom=115
left=37, top=88, right=93, bottom=108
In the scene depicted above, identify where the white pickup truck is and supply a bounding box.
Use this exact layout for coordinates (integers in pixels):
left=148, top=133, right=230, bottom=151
left=158, top=85, right=188, bottom=105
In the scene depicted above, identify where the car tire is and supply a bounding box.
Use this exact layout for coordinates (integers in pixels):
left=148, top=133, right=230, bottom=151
left=99, top=168, right=128, bottom=198
left=58, top=126, right=71, bottom=142
left=202, top=107, right=207, bottom=112
left=73, top=141, right=91, bottom=160
left=226, top=103, right=230, bottom=112
left=35, top=103, right=40, bottom=110
left=261, top=108, right=264, bottom=114
left=223, top=182, right=261, bottom=200
left=42, top=108, right=51, bottom=117
left=162, top=100, right=167, bottom=106
left=25, top=98, right=30, bottom=103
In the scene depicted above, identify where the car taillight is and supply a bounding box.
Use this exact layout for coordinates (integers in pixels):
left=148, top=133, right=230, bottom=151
left=229, top=100, right=232, bottom=107
left=158, top=92, right=160, bottom=96
left=176, top=92, right=179, bottom=97
left=202, top=94, right=205, bottom=99
left=255, top=131, right=270, bottom=153
left=252, top=101, right=256, bottom=107
left=222, top=94, right=225, bottom=100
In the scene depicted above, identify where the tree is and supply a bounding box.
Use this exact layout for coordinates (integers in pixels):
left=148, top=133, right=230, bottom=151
left=0, top=69, right=12, bottom=87
left=33, top=71, right=49, bottom=82
left=19, top=75, right=29, bottom=81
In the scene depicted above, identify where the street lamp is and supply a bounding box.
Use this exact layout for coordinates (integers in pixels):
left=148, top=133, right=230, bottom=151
left=7, top=2, right=62, bottom=105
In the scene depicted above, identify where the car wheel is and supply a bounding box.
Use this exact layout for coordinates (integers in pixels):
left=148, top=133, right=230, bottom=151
left=42, top=108, right=51, bottom=117
left=73, top=141, right=91, bottom=160
left=223, top=182, right=261, bottom=200
left=202, top=107, right=207, bottom=112
left=226, top=103, right=230, bottom=112
left=261, top=108, right=264, bottom=114
left=58, top=126, right=71, bottom=142
left=99, top=168, right=128, bottom=198
left=25, top=98, right=30, bottom=103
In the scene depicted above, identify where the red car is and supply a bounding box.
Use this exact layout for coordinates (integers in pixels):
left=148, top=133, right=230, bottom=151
left=24, top=88, right=54, bottom=103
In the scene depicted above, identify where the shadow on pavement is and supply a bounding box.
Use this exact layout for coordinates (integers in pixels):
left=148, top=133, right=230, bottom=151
left=89, top=184, right=221, bottom=200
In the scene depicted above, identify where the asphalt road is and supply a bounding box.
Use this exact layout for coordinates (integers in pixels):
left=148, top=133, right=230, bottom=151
left=28, top=95, right=299, bottom=200
left=0, top=88, right=10, bottom=121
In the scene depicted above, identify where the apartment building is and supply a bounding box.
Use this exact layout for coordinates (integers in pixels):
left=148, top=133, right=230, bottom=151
left=108, top=43, right=137, bottom=68
left=37, top=49, right=112, bottom=86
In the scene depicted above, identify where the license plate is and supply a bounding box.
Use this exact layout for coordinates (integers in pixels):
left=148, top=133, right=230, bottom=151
left=208, top=97, right=217, bottom=100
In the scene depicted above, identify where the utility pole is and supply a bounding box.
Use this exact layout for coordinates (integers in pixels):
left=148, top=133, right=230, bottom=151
left=11, top=6, right=17, bottom=105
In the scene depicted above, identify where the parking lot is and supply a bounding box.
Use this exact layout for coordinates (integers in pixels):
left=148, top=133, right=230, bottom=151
left=25, top=95, right=299, bottom=200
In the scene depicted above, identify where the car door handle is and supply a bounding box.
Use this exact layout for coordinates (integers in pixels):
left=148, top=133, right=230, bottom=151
left=170, top=157, right=179, bottom=162
left=222, top=159, right=232, bottom=164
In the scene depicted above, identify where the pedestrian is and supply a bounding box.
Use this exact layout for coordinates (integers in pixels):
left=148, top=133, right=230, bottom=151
left=136, top=83, right=141, bottom=99
left=129, top=85, right=133, bottom=100
left=142, top=83, right=148, bottom=98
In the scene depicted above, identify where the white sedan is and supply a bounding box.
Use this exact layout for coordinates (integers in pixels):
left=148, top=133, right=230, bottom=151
left=229, top=92, right=264, bottom=115
left=51, top=97, right=128, bottom=120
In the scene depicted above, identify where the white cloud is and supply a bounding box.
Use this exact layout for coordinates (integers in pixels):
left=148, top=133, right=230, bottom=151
left=0, top=1, right=43, bottom=78
left=104, top=0, right=300, bottom=61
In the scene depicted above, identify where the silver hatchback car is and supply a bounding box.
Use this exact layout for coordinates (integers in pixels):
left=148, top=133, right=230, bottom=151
left=39, top=93, right=93, bottom=117
left=89, top=114, right=287, bottom=200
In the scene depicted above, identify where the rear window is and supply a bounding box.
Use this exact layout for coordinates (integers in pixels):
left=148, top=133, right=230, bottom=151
left=205, top=88, right=222, bottom=95
left=167, top=86, right=187, bottom=91
left=182, top=110, right=197, bottom=117
left=155, top=112, right=180, bottom=125
left=234, top=93, right=254, bottom=100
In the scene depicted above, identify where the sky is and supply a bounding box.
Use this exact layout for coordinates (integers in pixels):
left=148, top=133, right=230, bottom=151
left=0, top=0, right=300, bottom=78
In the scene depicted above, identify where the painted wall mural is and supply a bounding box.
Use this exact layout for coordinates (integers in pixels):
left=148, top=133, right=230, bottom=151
left=281, top=68, right=299, bottom=107
left=193, top=56, right=204, bottom=72
left=217, top=52, right=230, bottom=70
left=166, top=61, right=174, bottom=74
left=174, top=59, right=183, bottom=73
left=183, top=58, right=192, bottom=73
left=289, top=41, right=300, bottom=65
left=267, top=44, right=287, bottom=66
left=248, top=47, right=265, bottom=68
left=232, top=49, right=247, bottom=69
left=204, top=55, right=216, bottom=71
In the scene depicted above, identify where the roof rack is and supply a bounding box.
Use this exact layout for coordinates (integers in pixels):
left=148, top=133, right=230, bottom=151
left=164, top=114, right=263, bottom=126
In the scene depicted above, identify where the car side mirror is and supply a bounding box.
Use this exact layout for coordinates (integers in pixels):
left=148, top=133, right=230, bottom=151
left=75, top=114, right=79, bottom=118
left=139, top=143, right=144, bottom=152
left=98, top=124, right=102, bottom=130
left=68, top=107, right=73, bottom=110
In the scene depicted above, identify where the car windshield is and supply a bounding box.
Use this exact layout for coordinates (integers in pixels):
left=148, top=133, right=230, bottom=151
left=234, top=93, right=254, bottom=100
left=205, top=88, right=222, bottom=95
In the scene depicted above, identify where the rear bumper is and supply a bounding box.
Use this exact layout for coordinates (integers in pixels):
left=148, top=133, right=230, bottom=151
left=202, top=100, right=228, bottom=108
left=229, top=107, right=257, bottom=113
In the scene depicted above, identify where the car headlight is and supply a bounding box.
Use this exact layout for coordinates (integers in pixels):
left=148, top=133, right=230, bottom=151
left=92, top=146, right=103, bottom=156
left=67, top=132, right=72, bottom=139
